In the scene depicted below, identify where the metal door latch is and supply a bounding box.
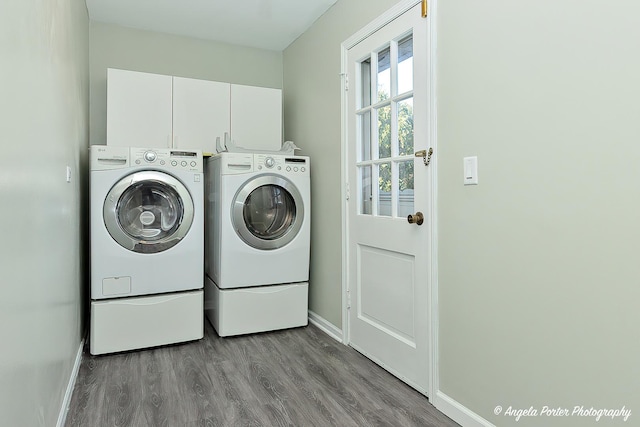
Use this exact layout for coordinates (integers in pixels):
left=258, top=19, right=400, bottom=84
left=415, top=148, right=433, bottom=166
left=407, top=212, right=424, bottom=226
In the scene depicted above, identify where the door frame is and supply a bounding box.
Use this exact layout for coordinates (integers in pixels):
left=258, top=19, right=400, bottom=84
left=340, top=0, right=439, bottom=398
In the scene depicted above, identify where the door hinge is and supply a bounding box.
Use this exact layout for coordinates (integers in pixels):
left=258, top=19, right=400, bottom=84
left=421, top=0, right=428, bottom=18
left=345, top=182, right=350, bottom=200
left=344, top=73, right=349, bottom=91
left=347, top=289, right=352, bottom=309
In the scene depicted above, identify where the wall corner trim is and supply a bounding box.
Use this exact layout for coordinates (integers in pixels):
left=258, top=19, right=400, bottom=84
left=341, top=0, right=421, bottom=51
left=56, top=339, right=84, bottom=427
left=308, top=310, right=343, bottom=342
left=432, top=391, right=496, bottom=427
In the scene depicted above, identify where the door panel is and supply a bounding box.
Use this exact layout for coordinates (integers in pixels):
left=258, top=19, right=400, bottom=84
left=230, top=84, right=282, bottom=151
left=173, top=77, right=230, bottom=153
left=346, top=2, right=431, bottom=394
left=106, top=68, right=173, bottom=148
left=358, top=245, right=416, bottom=342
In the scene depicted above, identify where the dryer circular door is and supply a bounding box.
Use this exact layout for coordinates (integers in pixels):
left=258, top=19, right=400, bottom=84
left=103, top=170, right=194, bottom=253
left=232, top=174, right=304, bottom=250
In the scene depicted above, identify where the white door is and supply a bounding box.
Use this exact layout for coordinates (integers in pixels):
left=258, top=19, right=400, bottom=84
left=173, top=77, right=230, bottom=153
left=230, top=84, right=282, bottom=151
left=106, top=68, right=173, bottom=148
left=346, top=3, right=432, bottom=394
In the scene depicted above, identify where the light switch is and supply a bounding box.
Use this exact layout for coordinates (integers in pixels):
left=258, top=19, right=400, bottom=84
left=463, top=156, right=478, bottom=185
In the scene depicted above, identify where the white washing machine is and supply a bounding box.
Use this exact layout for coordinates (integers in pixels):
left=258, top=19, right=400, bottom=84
left=204, top=152, right=310, bottom=336
left=90, top=146, right=204, bottom=355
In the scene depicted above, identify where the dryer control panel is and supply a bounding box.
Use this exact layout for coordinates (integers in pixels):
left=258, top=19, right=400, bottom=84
left=255, top=154, right=309, bottom=176
left=131, top=148, right=203, bottom=173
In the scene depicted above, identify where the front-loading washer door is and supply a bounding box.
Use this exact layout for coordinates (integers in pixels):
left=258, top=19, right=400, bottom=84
left=103, top=170, right=194, bottom=253
left=232, top=174, right=304, bottom=250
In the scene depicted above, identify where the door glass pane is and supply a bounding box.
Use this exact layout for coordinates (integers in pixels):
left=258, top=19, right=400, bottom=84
left=360, top=166, right=372, bottom=215
left=359, top=111, right=371, bottom=161
left=377, top=47, right=391, bottom=101
left=360, top=59, right=372, bottom=108
left=243, top=185, right=296, bottom=240
left=378, top=105, right=391, bottom=159
left=398, top=161, right=414, bottom=218
left=354, top=33, right=420, bottom=222
left=397, top=35, right=413, bottom=94
left=117, top=180, right=183, bottom=240
left=378, top=163, right=391, bottom=217
left=398, top=97, right=414, bottom=156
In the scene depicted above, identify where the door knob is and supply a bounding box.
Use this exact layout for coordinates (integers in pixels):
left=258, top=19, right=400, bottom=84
left=407, top=212, right=424, bottom=226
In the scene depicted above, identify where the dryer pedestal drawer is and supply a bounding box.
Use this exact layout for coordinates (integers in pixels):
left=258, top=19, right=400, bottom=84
left=205, top=277, right=308, bottom=337
left=90, top=290, right=203, bottom=355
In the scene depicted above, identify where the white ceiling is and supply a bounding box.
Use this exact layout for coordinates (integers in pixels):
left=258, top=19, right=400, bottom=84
left=85, top=0, right=338, bottom=51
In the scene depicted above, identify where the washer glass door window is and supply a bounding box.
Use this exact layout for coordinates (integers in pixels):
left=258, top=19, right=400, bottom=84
left=233, top=175, right=304, bottom=250
left=104, top=171, right=194, bottom=253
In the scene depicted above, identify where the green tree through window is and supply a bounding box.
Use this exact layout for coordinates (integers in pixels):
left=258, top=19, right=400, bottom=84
left=377, top=94, right=414, bottom=193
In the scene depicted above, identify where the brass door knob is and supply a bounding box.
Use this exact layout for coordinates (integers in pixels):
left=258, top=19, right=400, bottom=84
left=407, top=212, right=424, bottom=226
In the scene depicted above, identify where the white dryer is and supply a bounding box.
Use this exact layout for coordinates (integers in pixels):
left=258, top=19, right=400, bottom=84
left=90, top=146, right=204, bottom=355
left=204, top=152, right=310, bottom=336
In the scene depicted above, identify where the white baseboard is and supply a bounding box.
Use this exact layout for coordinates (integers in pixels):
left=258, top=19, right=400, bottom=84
left=56, top=339, right=84, bottom=427
left=433, top=391, right=495, bottom=427
left=308, top=310, right=343, bottom=342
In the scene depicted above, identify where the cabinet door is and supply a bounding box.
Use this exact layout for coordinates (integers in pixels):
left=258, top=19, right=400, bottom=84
left=107, top=69, right=173, bottom=148
left=172, top=77, right=230, bottom=154
left=230, top=84, right=282, bottom=151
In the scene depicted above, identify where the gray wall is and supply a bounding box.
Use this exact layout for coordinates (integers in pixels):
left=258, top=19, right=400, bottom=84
left=283, top=0, right=399, bottom=328
left=0, top=0, right=89, bottom=425
left=438, top=0, right=640, bottom=424
left=90, top=21, right=284, bottom=146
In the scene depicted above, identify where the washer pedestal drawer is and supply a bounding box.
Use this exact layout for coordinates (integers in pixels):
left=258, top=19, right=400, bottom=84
left=205, top=277, right=308, bottom=337
left=90, top=290, right=203, bottom=355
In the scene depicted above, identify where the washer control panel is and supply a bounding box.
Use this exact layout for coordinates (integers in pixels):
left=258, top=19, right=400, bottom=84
left=131, top=148, right=203, bottom=172
left=255, top=154, right=309, bottom=176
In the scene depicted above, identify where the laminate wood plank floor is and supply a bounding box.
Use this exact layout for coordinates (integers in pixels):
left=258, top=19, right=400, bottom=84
left=65, top=322, right=459, bottom=427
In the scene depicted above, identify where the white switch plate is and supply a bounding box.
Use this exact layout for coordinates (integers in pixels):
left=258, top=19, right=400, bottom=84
left=463, top=156, right=478, bottom=185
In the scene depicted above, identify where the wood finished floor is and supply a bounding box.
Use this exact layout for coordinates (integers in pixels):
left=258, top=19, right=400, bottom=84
left=65, top=322, right=459, bottom=427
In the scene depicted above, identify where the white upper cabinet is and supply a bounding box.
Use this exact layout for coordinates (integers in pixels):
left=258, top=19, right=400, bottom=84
left=107, top=69, right=283, bottom=153
left=107, top=69, right=173, bottom=148
left=172, top=77, right=230, bottom=152
left=230, top=84, right=282, bottom=152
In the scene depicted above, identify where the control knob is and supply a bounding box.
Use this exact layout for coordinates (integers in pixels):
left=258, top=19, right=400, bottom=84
left=143, top=151, right=157, bottom=162
left=265, top=157, right=275, bottom=168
